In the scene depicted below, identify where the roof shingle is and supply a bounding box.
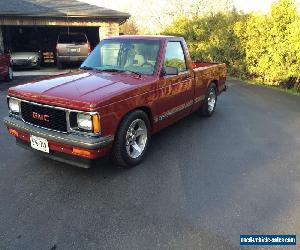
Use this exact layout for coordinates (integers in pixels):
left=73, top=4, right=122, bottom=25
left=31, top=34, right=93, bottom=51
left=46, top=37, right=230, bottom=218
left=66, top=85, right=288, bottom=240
left=0, top=0, right=130, bottom=19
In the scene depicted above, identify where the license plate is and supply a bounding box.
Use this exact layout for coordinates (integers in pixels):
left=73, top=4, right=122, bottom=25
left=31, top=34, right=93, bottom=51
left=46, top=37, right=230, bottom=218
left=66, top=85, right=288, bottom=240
left=30, top=135, right=49, bottom=153
left=70, top=48, right=80, bottom=53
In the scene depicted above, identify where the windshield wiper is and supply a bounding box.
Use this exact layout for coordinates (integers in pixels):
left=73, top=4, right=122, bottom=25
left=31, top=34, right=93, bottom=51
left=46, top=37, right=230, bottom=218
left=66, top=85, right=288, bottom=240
left=125, top=70, right=142, bottom=78
left=80, top=66, right=95, bottom=70
left=101, top=68, right=141, bottom=78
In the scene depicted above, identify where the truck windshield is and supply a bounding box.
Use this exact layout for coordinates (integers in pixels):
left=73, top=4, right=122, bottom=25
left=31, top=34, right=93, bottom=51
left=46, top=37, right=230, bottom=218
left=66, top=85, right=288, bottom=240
left=81, top=39, right=161, bottom=75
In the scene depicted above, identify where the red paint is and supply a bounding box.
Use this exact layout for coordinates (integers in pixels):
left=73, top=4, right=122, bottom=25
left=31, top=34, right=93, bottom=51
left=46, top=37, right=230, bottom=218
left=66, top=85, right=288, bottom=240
left=7, top=36, right=227, bottom=160
left=32, top=112, right=50, bottom=122
left=7, top=127, right=111, bottom=159
left=0, top=52, right=11, bottom=80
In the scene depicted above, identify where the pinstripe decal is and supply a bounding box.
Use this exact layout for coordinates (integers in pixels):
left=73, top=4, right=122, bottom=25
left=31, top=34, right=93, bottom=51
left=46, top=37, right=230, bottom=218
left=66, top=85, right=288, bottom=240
left=154, top=95, right=206, bottom=123
left=194, top=95, right=205, bottom=104
left=158, top=100, right=193, bottom=121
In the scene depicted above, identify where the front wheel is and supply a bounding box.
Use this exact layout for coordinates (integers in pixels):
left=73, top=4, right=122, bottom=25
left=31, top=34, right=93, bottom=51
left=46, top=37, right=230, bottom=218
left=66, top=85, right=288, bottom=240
left=199, top=83, right=217, bottom=117
left=111, top=110, right=151, bottom=168
left=5, top=64, right=13, bottom=82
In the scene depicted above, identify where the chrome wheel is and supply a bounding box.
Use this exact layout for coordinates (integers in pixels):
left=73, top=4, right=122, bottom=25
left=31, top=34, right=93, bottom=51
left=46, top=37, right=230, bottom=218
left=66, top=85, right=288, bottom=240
left=125, top=119, right=148, bottom=159
left=207, top=88, right=216, bottom=113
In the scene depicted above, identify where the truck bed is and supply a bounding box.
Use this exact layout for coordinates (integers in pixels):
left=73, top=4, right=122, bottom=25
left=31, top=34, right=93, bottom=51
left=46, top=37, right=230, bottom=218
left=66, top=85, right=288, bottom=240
left=192, top=61, right=219, bottom=68
left=192, top=61, right=227, bottom=93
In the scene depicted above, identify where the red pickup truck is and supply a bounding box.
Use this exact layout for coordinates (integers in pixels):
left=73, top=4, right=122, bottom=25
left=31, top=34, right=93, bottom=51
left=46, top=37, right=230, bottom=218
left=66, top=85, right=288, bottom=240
left=4, top=36, right=227, bottom=168
left=0, top=50, right=13, bottom=82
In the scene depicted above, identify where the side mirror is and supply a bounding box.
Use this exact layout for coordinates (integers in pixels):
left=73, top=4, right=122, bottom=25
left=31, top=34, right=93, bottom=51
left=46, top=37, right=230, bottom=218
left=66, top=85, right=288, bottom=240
left=161, top=66, right=179, bottom=76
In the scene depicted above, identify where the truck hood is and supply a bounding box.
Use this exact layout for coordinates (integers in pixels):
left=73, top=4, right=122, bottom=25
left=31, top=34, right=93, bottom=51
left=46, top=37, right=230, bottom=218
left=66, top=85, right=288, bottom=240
left=8, top=70, right=157, bottom=111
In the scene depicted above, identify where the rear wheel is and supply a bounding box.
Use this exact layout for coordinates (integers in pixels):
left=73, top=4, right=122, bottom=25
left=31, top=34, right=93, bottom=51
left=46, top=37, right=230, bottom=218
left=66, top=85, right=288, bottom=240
left=111, top=110, right=151, bottom=168
left=57, top=60, right=64, bottom=69
left=199, top=83, right=217, bottom=117
left=35, top=59, right=41, bottom=70
left=5, top=64, right=13, bottom=82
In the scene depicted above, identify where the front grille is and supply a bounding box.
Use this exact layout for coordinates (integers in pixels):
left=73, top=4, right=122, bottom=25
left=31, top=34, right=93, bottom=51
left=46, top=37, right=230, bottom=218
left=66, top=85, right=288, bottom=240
left=13, top=59, right=31, bottom=66
left=21, top=102, right=68, bottom=132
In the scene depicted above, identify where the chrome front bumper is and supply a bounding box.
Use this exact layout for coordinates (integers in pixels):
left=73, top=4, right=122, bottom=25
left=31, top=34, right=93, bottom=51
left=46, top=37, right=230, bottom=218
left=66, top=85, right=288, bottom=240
left=4, top=116, right=113, bottom=150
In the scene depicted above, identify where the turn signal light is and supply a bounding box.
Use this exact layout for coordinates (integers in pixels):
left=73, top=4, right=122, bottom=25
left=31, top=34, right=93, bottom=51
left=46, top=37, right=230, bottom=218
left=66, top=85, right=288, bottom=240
left=92, top=114, right=100, bottom=134
left=72, top=147, right=91, bottom=157
left=8, top=128, right=19, bottom=137
left=88, top=42, right=91, bottom=54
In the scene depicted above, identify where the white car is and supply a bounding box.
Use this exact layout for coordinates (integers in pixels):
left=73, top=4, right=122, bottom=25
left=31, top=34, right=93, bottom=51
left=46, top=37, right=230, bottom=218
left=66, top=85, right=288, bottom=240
left=11, top=51, right=41, bottom=69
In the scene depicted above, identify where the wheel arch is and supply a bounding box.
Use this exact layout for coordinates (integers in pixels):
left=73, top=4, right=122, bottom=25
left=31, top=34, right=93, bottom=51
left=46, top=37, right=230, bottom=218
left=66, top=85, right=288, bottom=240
left=137, top=106, right=153, bottom=127
left=209, top=79, right=219, bottom=93
left=110, top=105, right=153, bottom=167
left=114, top=106, right=154, bottom=137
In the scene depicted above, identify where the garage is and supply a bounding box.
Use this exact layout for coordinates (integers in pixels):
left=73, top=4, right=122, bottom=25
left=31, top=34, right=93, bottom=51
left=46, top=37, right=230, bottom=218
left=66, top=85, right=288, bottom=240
left=0, top=0, right=130, bottom=68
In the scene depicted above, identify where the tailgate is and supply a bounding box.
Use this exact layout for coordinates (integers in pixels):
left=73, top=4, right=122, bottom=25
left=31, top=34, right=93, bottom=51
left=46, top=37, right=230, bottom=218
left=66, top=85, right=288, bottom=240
left=68, top=44, right=89, bottom=57
left=57, top=44, right=69, bottom=56
left=57, top=43, right=89, bottom=57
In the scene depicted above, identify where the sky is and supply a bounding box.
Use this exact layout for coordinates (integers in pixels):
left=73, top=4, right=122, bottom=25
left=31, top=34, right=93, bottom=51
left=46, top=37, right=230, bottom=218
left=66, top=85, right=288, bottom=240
left=81, top=0, right=277, bottom=13
left=78, top=0, right=290, bottom=33
left=233, top=0, right=275, bottom=13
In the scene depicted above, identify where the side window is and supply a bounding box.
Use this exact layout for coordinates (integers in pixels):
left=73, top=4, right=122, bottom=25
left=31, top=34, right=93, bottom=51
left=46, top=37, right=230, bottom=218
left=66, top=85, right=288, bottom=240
left=164, top=42, right=187, bottom=73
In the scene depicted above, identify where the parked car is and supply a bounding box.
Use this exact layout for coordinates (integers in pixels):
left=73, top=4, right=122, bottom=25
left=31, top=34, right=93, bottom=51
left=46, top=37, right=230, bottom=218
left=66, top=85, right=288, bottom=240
left=56, top=32, right=91, bottom=69
left=0, top=49, right=13, bottom=81
left=4, top=36, right=227, bottom=168
left=11, top=51, right=41, bottom=69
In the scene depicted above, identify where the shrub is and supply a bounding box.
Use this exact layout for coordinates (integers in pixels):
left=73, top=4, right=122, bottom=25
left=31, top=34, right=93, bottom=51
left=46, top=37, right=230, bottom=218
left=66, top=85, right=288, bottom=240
left=162, top=0, right=300, bottom=90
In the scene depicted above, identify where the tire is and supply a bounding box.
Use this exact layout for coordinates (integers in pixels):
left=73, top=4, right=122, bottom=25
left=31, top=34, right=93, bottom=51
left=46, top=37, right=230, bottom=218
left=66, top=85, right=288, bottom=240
left=5, top=64, right=13, bottom=82
left=57, top=60, right=64, bottom=69
left=111, top=110, right=151, bottom=168
left=35, top=60, right=41, bottom=70
left=199, top=83, right=217, bottom=117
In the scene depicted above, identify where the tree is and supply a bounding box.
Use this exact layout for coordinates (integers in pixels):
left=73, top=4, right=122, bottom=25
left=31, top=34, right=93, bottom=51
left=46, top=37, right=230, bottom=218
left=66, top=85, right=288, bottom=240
left=163, top=10, right=247, bottom=76
left=162, top=0, right=300, bottom=90
left=120, top=18, right=139, bottom=35
left=237, top=0, right=299, bottom=85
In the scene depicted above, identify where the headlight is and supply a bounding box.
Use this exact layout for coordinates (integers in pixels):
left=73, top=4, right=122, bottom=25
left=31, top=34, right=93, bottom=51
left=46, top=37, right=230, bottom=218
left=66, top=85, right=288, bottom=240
left=77, top=113, right=100, bottom=134
left=8, top=98, right=21, bottom=114
left=77, top=113, right=92, bottom=131
left=29, top=56, right=38, bottom=62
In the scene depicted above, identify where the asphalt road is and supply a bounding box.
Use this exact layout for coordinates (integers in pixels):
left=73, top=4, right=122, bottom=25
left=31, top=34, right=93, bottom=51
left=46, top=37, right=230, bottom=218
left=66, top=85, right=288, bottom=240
left=0, top=76, right=300, bottom=250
